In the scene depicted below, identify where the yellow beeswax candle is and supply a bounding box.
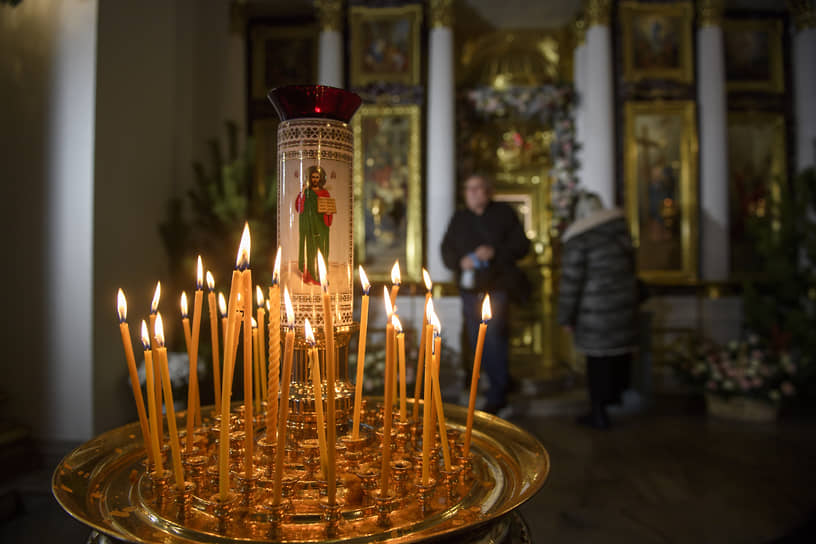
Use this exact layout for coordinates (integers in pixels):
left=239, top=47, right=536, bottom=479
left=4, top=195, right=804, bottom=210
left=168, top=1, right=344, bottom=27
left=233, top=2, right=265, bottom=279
left=316, top=251, right=337, bottom=505
left=464, top=295, right=491, bottom=458
left=140, top=321, right=162, bottom=472
left=154, top=314, right=184, bottom=490
left=255, top=285, right=267, bottom=402
left=413, top=269, right=432, bottom=421
left=207, top=272, right=221, bottom=413
left=351, top=266, right=370, bottom=439
left=272, top=288, right=295, bottom=506
left=429, top=311, right=451, bottom=472
left=266, top=247, right=281, bottom=442
left=116, top=290, right=150, bottom=455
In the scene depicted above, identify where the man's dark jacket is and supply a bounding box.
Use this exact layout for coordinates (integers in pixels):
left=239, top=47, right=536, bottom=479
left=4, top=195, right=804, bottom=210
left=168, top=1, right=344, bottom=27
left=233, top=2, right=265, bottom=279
left=557, top=209, right=638, bottom=356
left=441, top=201, right=530, bottom=295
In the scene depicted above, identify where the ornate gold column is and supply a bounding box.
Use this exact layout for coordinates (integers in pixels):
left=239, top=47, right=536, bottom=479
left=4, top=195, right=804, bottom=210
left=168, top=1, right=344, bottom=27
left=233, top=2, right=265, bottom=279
left=315, top=0, right=344, bottom=88
left=697, top=0, right=729, bottom=281
left=582, top=0, right=614, bottom=207
left=426, top=0, right=456, bottom=282
left=789, top=0, right=816, bottom=171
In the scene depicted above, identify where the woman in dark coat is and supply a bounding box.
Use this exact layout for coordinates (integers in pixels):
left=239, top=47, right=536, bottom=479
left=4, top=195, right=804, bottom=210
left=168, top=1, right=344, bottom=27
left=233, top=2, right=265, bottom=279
left=558, top=193, right=639, bottom=429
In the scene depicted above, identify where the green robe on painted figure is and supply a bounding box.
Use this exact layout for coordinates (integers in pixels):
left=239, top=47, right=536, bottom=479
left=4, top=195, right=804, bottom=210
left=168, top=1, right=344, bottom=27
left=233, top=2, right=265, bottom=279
left=295, top=166, right=333, bottom=285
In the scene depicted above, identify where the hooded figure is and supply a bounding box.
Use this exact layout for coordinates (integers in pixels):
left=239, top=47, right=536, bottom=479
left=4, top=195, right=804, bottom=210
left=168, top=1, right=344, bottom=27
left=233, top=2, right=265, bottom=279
left=558, top=192, right=639, bottom=429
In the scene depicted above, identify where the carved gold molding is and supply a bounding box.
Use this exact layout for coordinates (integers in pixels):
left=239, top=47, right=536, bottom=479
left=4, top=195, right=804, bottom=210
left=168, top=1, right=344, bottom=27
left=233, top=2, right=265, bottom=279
left=429, top=0, right=454, bottom=28
left=585, top=0, right=611, bottom=27
left=697, top=0, right=724, bottom=27
left=315, top=0, right=343, bottom=32
left=787, top=0, right=816, bottom=30
left=574, top=15, right=587, bottom=45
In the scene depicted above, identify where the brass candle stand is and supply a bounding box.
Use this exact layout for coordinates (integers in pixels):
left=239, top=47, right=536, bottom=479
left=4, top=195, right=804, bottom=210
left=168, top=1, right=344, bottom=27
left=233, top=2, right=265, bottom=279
left=54, top=388, right=548, bottom=543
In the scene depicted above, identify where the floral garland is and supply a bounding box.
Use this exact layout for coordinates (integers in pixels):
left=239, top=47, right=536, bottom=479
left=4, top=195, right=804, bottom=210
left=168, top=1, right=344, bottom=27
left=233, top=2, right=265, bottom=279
left=466, top=85, right=579, bottom=229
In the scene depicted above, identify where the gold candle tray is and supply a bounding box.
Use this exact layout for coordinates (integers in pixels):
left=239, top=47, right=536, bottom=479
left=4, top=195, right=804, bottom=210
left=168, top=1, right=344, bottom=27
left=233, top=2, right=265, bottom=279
left=53, top=402, right=549, bottom=543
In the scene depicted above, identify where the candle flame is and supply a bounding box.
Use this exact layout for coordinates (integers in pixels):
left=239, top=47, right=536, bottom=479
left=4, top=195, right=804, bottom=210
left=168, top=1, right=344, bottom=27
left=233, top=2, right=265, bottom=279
left=196, top=255, right=203, bottom=289
left=482, top=294, right=492, bottom=322
left=283, top=287, right=294, bottom=326
left=317, top=249, right=328, bottom=291
left=206, top=270, right=215, bottom=291
left=265, top=300, right=271, bottom=313
left=151, top=281, right=161, bottom=314
left=252, top=316, right=258, bottom=329
left=383, top=286, right=393, bottom=317
left=236, top=222, right=251, bottom=270
left=256, top=285, right=264, bottom=307
left=430, top=310, right=441, bottom=336
left=140, top=320, right=150, bottom=350
left=422, top=268, right=432, bottom=291
left=359, top=266, right=370, bottom=294
left=116, top=288, right=127, bottom=323
left=390, top=261, right=401, bottom=285
left=392, top=314, right=403, bottom=334
left=304, top=317, right=315, bottom=344
left=426, top=298, right=435, bottom=322
left=154, top=313, right=166, bottom=347
left=217, top=292, right=227, bottom=318
left=272, top=247, right=281, bottom=284
left=180, top=291, right=189, bottom=318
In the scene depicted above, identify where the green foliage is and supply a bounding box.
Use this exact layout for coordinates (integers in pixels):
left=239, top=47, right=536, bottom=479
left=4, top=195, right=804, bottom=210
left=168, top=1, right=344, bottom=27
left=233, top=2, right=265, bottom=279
left=741, top=168, right=816, bottom=396
left=159, top=121, right=277, bottom=311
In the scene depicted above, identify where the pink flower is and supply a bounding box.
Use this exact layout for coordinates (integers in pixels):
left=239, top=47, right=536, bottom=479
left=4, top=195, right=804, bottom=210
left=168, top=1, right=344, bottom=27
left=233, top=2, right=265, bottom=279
left=781, top=382, right=796, bottom=396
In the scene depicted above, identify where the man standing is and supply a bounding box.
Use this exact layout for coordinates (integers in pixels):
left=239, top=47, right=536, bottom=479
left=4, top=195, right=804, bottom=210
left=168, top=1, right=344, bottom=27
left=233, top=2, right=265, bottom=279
left=441, top=174, right=530, bottom=414
left=296, top=165, right=334, bottom=285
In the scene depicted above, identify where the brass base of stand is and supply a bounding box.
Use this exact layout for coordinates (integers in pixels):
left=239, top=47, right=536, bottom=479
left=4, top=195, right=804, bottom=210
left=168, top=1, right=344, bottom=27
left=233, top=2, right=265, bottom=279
left=54, top=400, right=548, bottom=543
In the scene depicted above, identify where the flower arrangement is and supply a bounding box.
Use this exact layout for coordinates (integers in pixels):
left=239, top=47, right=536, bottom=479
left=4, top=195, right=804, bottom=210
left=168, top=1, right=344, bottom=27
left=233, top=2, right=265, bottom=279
left=673, top=335, right=798, bottom=403
left=464, top=85, right=580, bottom=229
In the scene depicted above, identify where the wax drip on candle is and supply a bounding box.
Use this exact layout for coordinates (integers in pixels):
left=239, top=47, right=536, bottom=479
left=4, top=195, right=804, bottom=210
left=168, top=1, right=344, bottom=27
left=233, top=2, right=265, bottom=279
left=151, top=281, right=161, bottom=315
left=116, top=289, right=127, bottom=323
left=206, top=271, right=215, bottom=292
left=180, top=291, right=189, bottom=319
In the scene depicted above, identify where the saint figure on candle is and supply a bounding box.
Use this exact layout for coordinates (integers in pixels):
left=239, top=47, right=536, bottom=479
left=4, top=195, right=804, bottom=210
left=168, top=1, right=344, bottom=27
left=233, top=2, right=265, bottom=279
left=295, top=165, right=334, bottom=285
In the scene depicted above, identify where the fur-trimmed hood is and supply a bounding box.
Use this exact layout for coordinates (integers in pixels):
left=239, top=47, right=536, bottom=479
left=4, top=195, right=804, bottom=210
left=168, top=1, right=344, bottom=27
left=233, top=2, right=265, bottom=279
left=561, top=208, right=625, bottom=243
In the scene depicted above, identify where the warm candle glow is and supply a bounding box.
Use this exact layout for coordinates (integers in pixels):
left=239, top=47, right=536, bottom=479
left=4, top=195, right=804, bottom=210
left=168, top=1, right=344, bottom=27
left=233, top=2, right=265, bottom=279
left=116, top=289, right=127, bottom=323
left=237, top=222, right=251, bottom=270
left=252, top=317, right=258, bottom=329
left=482, top=294, right=492, bottom=321
left=392, top=314, right=403, bottom=333
left=284, top=287, right=295, bottom=325
left=265, top=300, right=271, bottom=312
left=196, top=255, right=203, bottom=290
left=256, top=285, right=264, bottom=308
left=151, top=282, right=161, bottom=314
left=304, top=317, right=315, bottom=344
left=426, top=297, right=435, bottom=322
left=430, top=310, right=441, bottom=338
left=154, top=313, right=165, bottom=347
left=272, top=246, right=281, bottom=285
left=383, top=286, right=393, bottom=317
left=206, top=270, right=215, bottom=291
left=423, top=268, right=432, bottom=291
left=180, top=291, right=189, bottom=319
left=317, top=249, right=328, bottom=291
left=140, top=320, right=150, bottom=350
left=359, top=265, right=370, bottom=294
left=217, top=292, right=227, bottom=318
left=391, top=261, right=401, bottom=285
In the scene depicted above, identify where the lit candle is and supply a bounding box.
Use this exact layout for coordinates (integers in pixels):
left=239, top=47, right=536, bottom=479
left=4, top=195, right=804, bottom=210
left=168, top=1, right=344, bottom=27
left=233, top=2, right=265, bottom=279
left=381, top=287, right=395, bottom=495
left=421, top=299, right=435, bottom=485
left=266, top=248, right=281, bottom=443
left=218, top=291, right=228, bottom=363
left=218, top=226, right=251, bottom=500
left=140, top=320, right=162, bottom=472
left=240, top=226, right=255, bottom=478
left=154, top=313, right=184, bottom=490
left=206, top=271, right=221, bottom=413
left=116, top=290, right=150, bottom=455
left=149, top=282, right=163, bottom=439
left=413, top=269, right=432, bottom=421
left=252, top=316, right=261, bottom=411
left=272, top=288, right=295, bottom=506
left=180, top=292, right=193, bottom=451
left=305, top=318, right=328, bottom=478
left=181, top=291, right=192, bottom=352
left=316, top=250, right=337, bottom=505
left=255, top=285, right=267, bottom=402
left=351, top=266, right=370, bottom=439
left=389, top=260, right=401, bottom=308
left=394, top=315, right=407, bottom=421
left=464, top=295, right=491, bottom=458
left=429, top=311, right=451, bottom=472
left=190, top=256, right=204, bottom=428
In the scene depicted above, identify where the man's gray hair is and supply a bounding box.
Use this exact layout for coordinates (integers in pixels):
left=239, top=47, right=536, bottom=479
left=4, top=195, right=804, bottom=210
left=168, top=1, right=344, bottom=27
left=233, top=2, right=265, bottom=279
left=573, top=191, right=603, bottom=221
